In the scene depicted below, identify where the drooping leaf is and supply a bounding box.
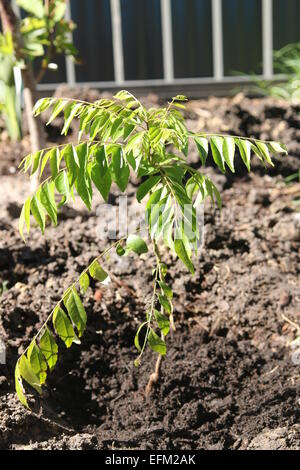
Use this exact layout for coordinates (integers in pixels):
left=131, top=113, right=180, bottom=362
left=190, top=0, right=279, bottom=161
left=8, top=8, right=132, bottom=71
left=148, top=329, right=166, bottom=355
left=134, top=322, right=147, bottom=352
left=49, top=148, right=60, bottom=179
left=111, top=147, right=129, bottom=192
left=53, top=306, right=75, bottom=348
left=89, top=260, right=108, bottom=282
left=91, top=146, right=112, bottom=201
left=19, top=354, right=42, bottom=394
left=256, top=141, right=274, bottom=166
left=64, top=288, right=87, bottom=337
left=236, top=139, right=251, bottom=171
left=194, top=137, right=209, bottom=166
left=15, top=362, right=29, bottom=408
left=154, top=309, right=170, bottom=336
left=79, top=272, right=90, bottom=295
left=136, top=175, right=160, bottom=202
left=40, top=182, right=57, bottom=225
left=39, top=328, right=58, bottom=370
left=223, top=137, right=235, bottom=172
left=31, top=150, right=43, bottom=175
left=46, top=99, right=68, bottom=125
left=174, top=237, right=195, bottom=274
left=55, top=170, right=70, bottom=205
left=158, top=281, right=173, bottom=299
left=30, top=195, right=45, bottom=233
left=210, top=137, right=225, bottom=173
left=75, top=143, right=92, bottom=210
left=158, top=294, right=172, bottom=314
left=62, top=102, right=82, bottom=135
left=268, top=141, right=287, bottom=155
left=62, top=144, right=79, bottom=186
left=27, top=341, right=47, bottom=385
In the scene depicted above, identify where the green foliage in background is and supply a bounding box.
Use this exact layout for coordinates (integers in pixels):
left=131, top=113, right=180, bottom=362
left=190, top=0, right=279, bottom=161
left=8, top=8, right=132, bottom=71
left=0, top=32, right=21, bottom=139
left=0, top=0, right=77, bottom=140
left=15, top=91, right=287, bottom=408
left=256, top=42, right=300, bottom=102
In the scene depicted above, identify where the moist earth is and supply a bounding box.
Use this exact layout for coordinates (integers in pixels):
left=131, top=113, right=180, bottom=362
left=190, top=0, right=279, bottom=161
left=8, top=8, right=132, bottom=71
left=0, top=92, right=299, bottom=450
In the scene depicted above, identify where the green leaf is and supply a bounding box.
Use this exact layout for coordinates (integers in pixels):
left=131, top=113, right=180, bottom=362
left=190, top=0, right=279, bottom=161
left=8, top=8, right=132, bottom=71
left=91, top=147, right=112, bottom=201
left=40, top=151, right=51, bottom=177
left=49, top=148, right=60, bottom=178
left=40, top=182, right=57, bottom=225
left=55, top=170, right=70, bottom=204
left=268, top=141, right=287, bottom=155
left=110, top=117, right=123, bottom=141
left=19, top=197, right=31, bottom=241
left=172, top=95, right=188, bottom=102
left=154, top=309, right=170, bottom=336
left=89, top=260, right=108, bottom=282
left=32, top=97, right=52, bottom=115
left=210, top=137, right=225, bottom=173
left=79, top=272, right=90, bottom=295
left=236, top=139, right=251, bottom=171
left=64, top=288, right=87, bottom=337
left=31, top=150, right=43, bottom=175
left=134, top=322, right=147, bottom=352
left=125, top=234, right=148, bottom=255
left=158, top=294, right=172, bottom=314
left=111, top=147, right=129, bottom=192
left=19, top=354, right=42, bottom=394
left=46, top=99, right=68, bottom=125
left=125, top=131, right=145, bottom=155
left=174, top=237, right=195, bottom=274
left=223, top=137, right=235, bottom=172
left=53, top=306, right=75, bottom=348
left=62, top=102, right=82, bottom=135
left=123, top=122, right=135, bottom=140
left=158, top=281, right=173, bottom=299
left=206, top=179, right=222, bottom=211
left=27, top=341, right=47, bottom=385
left=63, top=144, right=79, bottom=186
left=256, top=141, right=274, bottom=166
left=39, top=328, right=58, bottom=369
left=75, top=143, right=92, bottom=210
left=136, top=175, right=160, bottom=202
left=15, top=362, right=29, bottom=408
left=194, top=137, right=209, bottom=167
left=148, top=329, right=166, bottom=355
left=30, top=195, right=45, bottom=234
left=17, top=0, right=44, bottom=19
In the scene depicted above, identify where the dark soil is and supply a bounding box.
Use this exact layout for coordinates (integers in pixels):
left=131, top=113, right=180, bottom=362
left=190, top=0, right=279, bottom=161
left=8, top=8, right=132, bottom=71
left=0, top=92, right=299, bottom=450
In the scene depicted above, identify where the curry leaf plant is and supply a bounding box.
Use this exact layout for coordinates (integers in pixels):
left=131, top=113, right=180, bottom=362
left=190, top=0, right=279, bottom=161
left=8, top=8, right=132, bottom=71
left=15, top=90, right=287, bottom=407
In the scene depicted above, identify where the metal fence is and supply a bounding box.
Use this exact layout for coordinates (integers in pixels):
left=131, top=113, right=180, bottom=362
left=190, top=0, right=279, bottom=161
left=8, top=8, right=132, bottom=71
left=32, top=0, right=300, bottom=91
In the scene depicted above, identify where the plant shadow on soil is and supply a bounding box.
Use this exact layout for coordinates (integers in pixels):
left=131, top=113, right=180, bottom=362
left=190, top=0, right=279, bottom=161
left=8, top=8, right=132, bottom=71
left=0, top=93, right=299, bottom=450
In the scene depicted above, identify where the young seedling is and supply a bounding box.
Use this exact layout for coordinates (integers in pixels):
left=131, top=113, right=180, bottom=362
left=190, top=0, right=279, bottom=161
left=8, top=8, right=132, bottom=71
left=15, top=90, right=287, bottom=408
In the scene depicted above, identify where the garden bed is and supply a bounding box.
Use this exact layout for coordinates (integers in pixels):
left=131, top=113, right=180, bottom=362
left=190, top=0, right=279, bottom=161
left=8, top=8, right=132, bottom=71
left=0, top=93, right=299, bottom=450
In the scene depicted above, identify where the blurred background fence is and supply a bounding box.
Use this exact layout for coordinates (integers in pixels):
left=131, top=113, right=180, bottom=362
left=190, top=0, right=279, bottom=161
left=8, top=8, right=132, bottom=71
left=38, top=0, right=300, bottom=93
left=5, top=0, right=300, bottom=95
